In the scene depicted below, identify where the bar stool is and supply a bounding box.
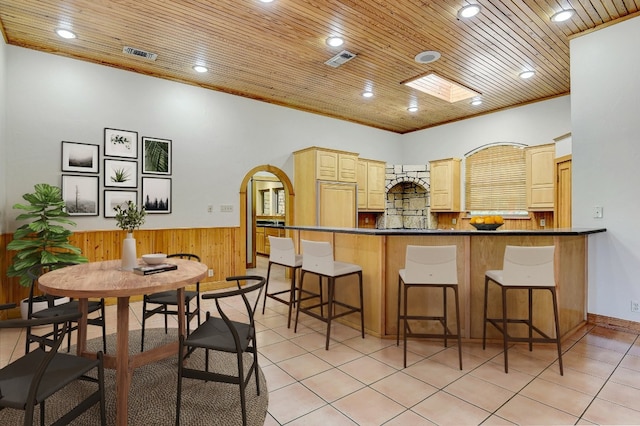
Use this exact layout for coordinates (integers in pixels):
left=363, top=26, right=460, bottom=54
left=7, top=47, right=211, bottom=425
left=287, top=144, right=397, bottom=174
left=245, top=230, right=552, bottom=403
left=483, top=245, right=563, bottom=375
left=396, top=245, right=462, bottom=369
left=294, top=239, right=365, bottom=350
left=261, top=236, right=303, bottom=328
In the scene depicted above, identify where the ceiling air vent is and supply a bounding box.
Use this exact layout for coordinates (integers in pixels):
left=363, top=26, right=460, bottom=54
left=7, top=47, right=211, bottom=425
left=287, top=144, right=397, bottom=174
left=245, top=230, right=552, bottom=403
left=122, top=46, right=158, bottom=61
left=324, top=50, right=356, bottom=68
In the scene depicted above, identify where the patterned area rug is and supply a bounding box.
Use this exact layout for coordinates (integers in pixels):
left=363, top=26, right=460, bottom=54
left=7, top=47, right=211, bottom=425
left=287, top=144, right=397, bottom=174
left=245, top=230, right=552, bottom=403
left=0, top=328, right=268, bottom=425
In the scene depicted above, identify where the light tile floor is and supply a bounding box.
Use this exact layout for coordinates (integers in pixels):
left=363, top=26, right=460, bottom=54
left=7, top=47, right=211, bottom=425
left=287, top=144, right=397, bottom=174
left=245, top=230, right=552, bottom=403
left=2, top=258, right=640, bottom=425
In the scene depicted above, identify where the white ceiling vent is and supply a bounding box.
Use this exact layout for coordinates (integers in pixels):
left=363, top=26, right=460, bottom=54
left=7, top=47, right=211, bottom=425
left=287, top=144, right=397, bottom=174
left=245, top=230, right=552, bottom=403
left=122, top=46, right=158, bottom=61
left=324, top=50, right=356, bottom=68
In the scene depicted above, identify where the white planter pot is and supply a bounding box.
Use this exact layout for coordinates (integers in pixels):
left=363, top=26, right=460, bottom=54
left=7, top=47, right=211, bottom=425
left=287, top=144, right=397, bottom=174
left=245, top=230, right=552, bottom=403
left=20, top=296, right=71, bottom=320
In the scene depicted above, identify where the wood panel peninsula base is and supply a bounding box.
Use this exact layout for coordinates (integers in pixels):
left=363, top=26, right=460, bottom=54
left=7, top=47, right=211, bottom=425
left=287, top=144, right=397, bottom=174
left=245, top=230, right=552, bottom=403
left=287, top=226, right=606, bottom=342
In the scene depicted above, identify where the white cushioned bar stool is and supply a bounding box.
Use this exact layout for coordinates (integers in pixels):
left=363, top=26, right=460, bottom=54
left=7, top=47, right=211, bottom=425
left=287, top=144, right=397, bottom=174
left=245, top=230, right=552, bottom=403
left=294, top=239, right=365, bottom=350
left=261, top=236, right=303, bottom=328
left=396, top=245, right=462, bottom=369
left=483, top=245, right=563, bottom=375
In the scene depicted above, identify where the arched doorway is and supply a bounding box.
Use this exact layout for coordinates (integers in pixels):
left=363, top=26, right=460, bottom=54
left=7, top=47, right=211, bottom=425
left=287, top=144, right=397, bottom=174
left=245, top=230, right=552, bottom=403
left=239, top=165, right=294, bottom=268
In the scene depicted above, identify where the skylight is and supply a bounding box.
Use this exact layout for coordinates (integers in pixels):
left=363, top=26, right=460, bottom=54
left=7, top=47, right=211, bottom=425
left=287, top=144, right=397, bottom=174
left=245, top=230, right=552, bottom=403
left=404, top=73, right=480, bottom=103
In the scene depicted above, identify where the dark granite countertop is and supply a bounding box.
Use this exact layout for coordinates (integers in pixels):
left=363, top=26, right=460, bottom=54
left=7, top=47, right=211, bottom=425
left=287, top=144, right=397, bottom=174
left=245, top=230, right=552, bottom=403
left=283, top=225, right=606, bottom=236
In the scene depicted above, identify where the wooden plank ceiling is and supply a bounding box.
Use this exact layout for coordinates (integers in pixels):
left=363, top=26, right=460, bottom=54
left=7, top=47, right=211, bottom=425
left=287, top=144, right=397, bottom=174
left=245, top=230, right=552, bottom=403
left=1, top=0, right=638, bottom=134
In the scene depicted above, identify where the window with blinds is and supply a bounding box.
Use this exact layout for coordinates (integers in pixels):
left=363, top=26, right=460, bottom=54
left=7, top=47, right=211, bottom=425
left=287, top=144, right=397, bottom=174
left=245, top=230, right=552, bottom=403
left=465, top=145, right=526, bottom=211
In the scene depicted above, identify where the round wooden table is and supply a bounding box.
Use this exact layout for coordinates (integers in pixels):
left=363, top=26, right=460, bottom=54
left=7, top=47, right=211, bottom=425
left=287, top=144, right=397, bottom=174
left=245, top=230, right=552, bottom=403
left=38, top=258, right=207, bottom=426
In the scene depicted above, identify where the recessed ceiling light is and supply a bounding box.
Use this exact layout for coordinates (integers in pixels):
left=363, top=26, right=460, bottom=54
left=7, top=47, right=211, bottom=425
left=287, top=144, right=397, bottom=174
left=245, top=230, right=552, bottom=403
left=457, top=4, right=481, bottom=19
left=326, top=37, right=344, bottom=47
left=193, top=65, right=208, bottom=73
left=55, top=28, right=76, bottom=39
left=414, top=50, right=441, bottom=64
left=258, top=0, right=274, bottom=3
left=362, top=91, right=374, bottom=98
left=407, top=106, right=418, bottom=112
left=551, top=9, right=575, bottom=22
left=470, top=98, right=482, bottom=106
left=519, top=70, right=535, bottom=79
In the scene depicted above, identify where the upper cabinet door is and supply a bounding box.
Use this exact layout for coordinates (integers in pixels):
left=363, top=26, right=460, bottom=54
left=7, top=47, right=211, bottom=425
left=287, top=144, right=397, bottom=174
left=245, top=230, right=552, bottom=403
left=338, top=153, right=358, bottom=182
left=526, top=144, right=555, bottom=211
left=357, top=160, right=368, bottom=209
left=316, top=150, right=338, bottom=181
left=366, top=160, right=386, bottom=210
left=430, top=158, right=461, bottom=212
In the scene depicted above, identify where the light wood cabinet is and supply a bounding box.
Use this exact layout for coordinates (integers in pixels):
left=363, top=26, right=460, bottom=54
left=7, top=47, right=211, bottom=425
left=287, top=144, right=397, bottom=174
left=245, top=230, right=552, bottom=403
left=338, top=153, right=358, bottom=182
left=526, top=144, right=555, bottom=211
left=256, top=226, right=284, bottom=255
left=430, top=158, right=461, bottom=212
left=319, top=182, right=357, bottom=227
left=314, top=149, right=357, bottom=182
left=256, top=227, right=266, bottom=254
left=357, top=159, right=386, bottom=211
left=357, top=160, right=367, bottom=210
left=294, top=147, right=359, bottom=226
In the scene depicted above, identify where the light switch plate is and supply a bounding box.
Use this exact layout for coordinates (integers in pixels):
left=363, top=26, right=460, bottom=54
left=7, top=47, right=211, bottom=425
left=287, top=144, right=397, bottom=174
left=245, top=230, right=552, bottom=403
left=593, top=206, right=603, bottom=218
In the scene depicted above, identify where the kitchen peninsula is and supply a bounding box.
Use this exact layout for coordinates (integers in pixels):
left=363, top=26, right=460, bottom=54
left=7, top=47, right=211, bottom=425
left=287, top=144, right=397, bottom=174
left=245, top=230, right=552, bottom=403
left=286, top=226, right=606, bottom=342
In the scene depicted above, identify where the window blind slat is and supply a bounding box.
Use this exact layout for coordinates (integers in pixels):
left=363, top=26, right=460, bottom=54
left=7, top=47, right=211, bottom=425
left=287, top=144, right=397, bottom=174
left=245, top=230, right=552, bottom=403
left=465, top=145, right=526, bottom=211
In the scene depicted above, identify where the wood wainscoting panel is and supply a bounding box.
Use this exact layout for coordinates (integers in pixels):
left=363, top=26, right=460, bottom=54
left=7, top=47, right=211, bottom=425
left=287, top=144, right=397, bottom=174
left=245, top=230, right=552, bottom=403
left=1, top=227, right=244, bottom=316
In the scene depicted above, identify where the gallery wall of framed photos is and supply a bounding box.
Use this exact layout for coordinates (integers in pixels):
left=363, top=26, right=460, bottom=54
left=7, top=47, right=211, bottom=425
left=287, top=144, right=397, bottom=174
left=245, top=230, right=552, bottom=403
left=60, top=128, right=173, bottom=217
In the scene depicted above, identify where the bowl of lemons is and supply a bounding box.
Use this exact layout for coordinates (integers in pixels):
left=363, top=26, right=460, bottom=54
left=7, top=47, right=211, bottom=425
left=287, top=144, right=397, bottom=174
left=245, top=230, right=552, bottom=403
left=469, top=215, right=504, bottom=230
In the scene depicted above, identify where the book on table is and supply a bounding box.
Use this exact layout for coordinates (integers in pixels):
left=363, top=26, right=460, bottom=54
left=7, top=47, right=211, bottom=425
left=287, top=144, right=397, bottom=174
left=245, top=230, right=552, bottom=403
left=133, top=263, right=178, bottom=275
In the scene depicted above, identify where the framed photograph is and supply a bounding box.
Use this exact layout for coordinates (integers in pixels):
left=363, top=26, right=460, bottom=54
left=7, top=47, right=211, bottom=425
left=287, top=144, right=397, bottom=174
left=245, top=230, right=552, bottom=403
left=142, top=177, right=171, bottom=214
left=61, top=141, right=99, bottom=173
left=104, top=190, right=137, bottom=218
left=61, top=174, right=99, bottom=216
left=142, top=137, right=171, bottom=175
left=104, top=159, right=137, bottom=188
left=104, top=128, right=138, bottom=158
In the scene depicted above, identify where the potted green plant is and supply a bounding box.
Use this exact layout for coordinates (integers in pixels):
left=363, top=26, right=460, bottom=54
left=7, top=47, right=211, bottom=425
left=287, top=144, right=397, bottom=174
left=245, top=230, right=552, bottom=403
left=113, top=200, right=146, bottom=271
left=6, top=183, right=87, bottom=317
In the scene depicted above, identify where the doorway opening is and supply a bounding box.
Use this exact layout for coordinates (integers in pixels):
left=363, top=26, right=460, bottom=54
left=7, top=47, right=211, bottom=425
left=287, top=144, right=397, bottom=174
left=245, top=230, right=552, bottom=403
left=239, top=165, right=294, bottom=269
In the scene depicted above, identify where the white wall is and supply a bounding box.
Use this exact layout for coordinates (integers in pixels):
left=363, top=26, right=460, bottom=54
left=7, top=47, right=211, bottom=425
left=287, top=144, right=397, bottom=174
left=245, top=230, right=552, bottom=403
left=572, top=16, right=640, bottom=322
left=554, top=134, right=572, bottom=158
left=4, top=46, right=401, bottom=231
left=0, top=37, right=7, bottom=234
left=400, top=96, right=571, bottom=162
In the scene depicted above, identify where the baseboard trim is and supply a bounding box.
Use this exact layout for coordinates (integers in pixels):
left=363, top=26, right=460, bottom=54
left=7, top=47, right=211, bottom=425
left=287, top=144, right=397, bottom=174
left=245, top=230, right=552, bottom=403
left=587, top=313, right=640, bottom=334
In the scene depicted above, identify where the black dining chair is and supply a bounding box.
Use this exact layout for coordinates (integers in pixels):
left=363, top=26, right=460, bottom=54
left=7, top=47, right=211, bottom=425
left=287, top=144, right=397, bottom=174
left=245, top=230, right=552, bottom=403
left=176, top=275, right=266, bottom=426
left=140, top=253, right=202, bottom=352
left=0, top=306, right=106, bottom=426
left=25, top=263, right=107, bottom=355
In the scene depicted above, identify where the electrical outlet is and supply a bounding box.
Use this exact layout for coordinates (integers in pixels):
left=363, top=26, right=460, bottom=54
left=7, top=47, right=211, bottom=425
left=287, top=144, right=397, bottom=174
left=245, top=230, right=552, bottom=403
left=452, top=218, right=457, bottom=224
left=540, top=219, right=546, bottom=227
left=220, top=204, right=233, bottom=213
left=207, top=204, right=213, bottom=213
left=631, top=300, right=640, bottom=313
left=208, top=269, right=214, bottom=277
